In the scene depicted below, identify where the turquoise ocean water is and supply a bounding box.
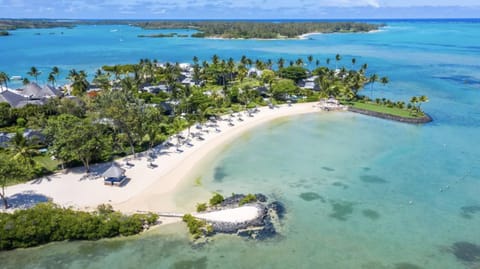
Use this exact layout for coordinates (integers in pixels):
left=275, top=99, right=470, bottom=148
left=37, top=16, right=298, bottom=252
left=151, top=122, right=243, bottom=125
left=1, top=20, right=480, bottom=269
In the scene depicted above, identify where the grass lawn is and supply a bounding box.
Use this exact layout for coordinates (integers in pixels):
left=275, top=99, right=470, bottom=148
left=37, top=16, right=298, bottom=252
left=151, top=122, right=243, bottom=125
left=33, top=155, right=60, bottom=172
left=350, top=102, right=423, bottom=118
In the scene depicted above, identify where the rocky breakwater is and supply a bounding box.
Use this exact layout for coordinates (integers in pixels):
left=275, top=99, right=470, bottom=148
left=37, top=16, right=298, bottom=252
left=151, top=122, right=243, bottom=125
left=193, top=194, right=285, bottom=240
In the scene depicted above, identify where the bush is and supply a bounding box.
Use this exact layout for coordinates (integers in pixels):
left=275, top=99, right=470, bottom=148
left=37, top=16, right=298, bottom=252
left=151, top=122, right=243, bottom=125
left=209, top=193, right=224, bottom=206
left=239, top=194, right=257, bottom=206
left=182, top=214, right=207, bottom=238
left=196, top=203, right=207, bottom=212
left=16, top=117, right=26, bottom=127
left=0, top=203, right=157, bottom=250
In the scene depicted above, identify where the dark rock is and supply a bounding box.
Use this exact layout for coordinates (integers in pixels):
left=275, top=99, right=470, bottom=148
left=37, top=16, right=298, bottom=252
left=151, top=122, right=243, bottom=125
left=220, top=194, right=246, bottom=207
left=268, top=201, right=286, bottom=219
left=255, top=193, right=268, bottom=202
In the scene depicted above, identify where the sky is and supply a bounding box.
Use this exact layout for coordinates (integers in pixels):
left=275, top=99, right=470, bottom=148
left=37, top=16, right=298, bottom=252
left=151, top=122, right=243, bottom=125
left=0, top=0, right=479, bottom=19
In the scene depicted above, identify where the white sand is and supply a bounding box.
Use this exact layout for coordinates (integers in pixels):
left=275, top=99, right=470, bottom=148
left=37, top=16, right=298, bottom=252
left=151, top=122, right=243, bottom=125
left=194, top=205, right=261, bottom=223
left=299, top=32, right=323, bottom=39
left=4, top=102, right=327, bottom=213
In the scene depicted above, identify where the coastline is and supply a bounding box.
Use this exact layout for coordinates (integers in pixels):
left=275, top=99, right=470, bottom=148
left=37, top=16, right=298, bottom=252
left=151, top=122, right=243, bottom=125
left=205, top=29, right=381, bottom=41
left=3, top=102, right=326, bottom=214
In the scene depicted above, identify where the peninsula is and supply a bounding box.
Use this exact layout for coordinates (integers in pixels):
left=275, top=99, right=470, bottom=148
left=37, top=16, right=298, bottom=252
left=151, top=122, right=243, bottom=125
left=135, top=21, right=382, bottom=39
left=0, top=19, right=382, bottom=39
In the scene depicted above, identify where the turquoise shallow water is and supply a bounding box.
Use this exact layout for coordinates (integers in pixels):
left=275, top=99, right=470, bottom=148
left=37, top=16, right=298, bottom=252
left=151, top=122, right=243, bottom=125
left=1, top=20, right=480, bottom=268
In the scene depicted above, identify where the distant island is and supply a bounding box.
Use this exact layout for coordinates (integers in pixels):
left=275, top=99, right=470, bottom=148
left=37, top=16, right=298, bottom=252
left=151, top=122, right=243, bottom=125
left=135, top=21, right=382, bottom=39
left=0, top=19, right=75, bottom=30
left=138, top=33, right=189, bottom=38
left=0, top=19, right=383, bottom=39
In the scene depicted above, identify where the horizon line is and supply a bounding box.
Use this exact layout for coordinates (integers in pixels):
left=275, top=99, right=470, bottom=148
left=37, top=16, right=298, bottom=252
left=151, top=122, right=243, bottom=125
left=1, top=17, right=480, bottom=20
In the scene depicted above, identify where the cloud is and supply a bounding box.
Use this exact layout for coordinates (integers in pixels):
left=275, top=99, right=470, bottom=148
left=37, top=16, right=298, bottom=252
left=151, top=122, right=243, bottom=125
left=0, top=0, right=479, bottom=18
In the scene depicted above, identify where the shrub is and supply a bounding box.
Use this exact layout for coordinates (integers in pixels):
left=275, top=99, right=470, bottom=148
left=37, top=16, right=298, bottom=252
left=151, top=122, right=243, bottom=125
left=182, top=214, right=207, bottom=238
left=196, top=203, right=207, bottom=212
left=16, top=117, right=26, bottom=127
left=239, top=194, right=257, bottom=206
left=209, top=193, right=224, bottom=206
left=97, top=204, right=115, bottom=215
left=0, top=203, right=157, bottom=251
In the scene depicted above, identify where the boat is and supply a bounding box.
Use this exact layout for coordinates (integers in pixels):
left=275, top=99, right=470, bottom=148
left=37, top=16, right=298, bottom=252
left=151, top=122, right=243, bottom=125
left=10, top=76, right=22, bottom=80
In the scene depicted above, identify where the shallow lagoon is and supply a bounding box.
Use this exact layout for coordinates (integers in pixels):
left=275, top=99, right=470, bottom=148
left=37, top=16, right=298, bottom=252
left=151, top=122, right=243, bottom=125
left=1, top=20, right=480, bottom=268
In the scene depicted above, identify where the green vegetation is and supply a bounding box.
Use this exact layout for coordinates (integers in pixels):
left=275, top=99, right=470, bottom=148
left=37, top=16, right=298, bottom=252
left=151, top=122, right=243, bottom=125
left=0, top=31, right=9, bottom=36
left=347, top=95, right=428, bottom=118
left=138, top=33, right=179, bottom=38
left=196, top=203, right=207, bottom=212
left=209, top=193, right=224, bottom=206
left=0, top=203, right=158, bottom=250
left=0, top=19, right=75, bottom=30
left=182, top=214, right=212, bottom=239
left=135, top=21, right=382, bottom=39
left=350, top=102, right=419, bottom=118
left=239, top=194, right=257, bottom=206
left=0, top=20, right=382, bottom=40
left=194, top=176, right=202, bottom=186
left=278, top=66, right=308, bottom=82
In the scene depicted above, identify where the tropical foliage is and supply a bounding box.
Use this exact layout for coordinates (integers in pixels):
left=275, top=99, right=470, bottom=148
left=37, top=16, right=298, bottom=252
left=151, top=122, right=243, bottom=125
left=0, top=203, right=158, bottom=250
left=136, top=21, right=382, bottom=39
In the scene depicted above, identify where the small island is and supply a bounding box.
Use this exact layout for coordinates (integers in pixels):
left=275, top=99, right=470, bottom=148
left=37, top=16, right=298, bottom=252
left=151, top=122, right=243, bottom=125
left=183, top=193, right=284, bottom=241
left=138, top=33, right=176, bottom=38
left=0, top=31, right=9, bottom=36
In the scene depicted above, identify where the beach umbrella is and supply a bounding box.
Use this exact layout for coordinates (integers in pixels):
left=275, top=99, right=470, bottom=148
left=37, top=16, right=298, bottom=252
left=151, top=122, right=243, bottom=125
left=102, top=163, right=125, bottom=178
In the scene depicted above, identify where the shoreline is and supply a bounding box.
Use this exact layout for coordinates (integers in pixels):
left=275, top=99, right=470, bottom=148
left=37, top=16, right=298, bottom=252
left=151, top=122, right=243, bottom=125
left=204, top=30, right=376, bottom=41
left=3, top=102, right=327, bottom=214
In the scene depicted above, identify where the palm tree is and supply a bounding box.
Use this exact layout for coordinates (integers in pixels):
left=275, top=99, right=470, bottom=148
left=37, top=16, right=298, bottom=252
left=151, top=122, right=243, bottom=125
left=335, top=54, right=342, bottom=70
left=212, top=54, right=219, bottom=66
left=266, top=59, right=273, bottom=69
left=326, top=58, right=331, bottom=67
left=246, top=58, right=252, bottom=68
left=52, top=66, right=60, bottom=79
left=296, top=58, right=304, bottom=66
left=27, top=66, right=40, bottom=83
left=0, top=71, right=9, bottom=91
left=418, top=95, right=429, bottom=112
left=48, top=72, right=56, bottom=87
left=380, top=76, right=389, bottom=95
left=360, top=63, right=368, bottom=74
left=237, top=64, right=247, bottom=83
left=351, top=58, right=356, bottom=69
left=277, top=58, right=285, bottom=69
left=9, top=131, right=36, bottom=168
left=369, top=74, right=379, bottom=98
left=68, top=69, right=89, bottom=96
left=227, top=57, right=235, bottom=80
left=410, top=96, right=419, bottom=114
left=193, top=56, right=199, bottom=64
left=22, top=78, right=30, bottom=85
left=307, top=55, right=313, bottom=66
left=380, top=76, right=389, bottom=86
left=315, top=59, right=320, bottom=67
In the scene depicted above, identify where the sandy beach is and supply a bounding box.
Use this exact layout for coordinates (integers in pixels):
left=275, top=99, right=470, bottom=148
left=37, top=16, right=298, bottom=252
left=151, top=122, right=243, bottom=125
left=4, top=102, right=329, bottom=214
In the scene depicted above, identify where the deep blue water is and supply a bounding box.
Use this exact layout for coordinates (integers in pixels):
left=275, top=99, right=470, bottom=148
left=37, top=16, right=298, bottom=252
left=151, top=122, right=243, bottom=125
left=0, top=20, right=479, bottom=269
